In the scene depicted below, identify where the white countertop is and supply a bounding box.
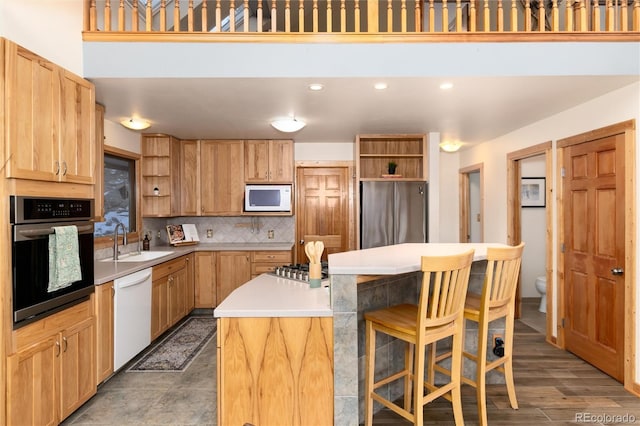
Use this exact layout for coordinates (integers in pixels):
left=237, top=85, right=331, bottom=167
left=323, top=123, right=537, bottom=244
left=328, top=243, right=509, bottom=275
left=94, top=242, right=293, bottom=285
left=214, top=274, right=332, bottom=318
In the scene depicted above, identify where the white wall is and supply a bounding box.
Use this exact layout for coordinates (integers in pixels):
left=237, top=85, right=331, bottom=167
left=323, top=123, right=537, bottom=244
left=455, top=81, right=640, bottom=380
left=295, top=142, right=353, bottom=161
left=520, top=155, right=546, bottom=298
left=437, top=150, right=460, bottom=243
left=104, top=119, right=142, bottom=154
left=0, top=0, right=84, bottom=75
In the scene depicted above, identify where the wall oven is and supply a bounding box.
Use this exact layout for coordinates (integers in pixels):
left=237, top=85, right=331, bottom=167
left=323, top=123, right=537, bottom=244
left=10, top=196, right=95, bottom=328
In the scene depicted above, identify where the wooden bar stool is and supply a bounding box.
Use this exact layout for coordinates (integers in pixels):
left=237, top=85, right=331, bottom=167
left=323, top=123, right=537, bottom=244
left=364, top=249, right=475, bottom=426
left=432, top=242, right=525, bottom=426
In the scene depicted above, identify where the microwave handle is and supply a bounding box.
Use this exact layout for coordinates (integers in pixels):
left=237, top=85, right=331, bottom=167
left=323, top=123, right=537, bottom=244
left=17, top=224, right=94, bottom=238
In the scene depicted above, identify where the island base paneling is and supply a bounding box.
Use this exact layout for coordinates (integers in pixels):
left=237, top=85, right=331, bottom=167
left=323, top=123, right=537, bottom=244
left=217, top=316, right=334, bottom=426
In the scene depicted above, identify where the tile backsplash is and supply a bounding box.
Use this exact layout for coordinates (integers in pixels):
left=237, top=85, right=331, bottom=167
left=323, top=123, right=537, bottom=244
left=143, top=216, right=295, bottom=246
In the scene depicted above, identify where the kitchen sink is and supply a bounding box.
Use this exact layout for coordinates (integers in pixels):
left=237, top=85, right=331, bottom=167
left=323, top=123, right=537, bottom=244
left=101, top=251, right=174, bottom=263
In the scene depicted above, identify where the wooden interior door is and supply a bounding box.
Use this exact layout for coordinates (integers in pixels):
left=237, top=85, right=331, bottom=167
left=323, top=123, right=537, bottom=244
left=563, top=133, right=625, bottom=381
left=296, top=167, right=349, bottom=264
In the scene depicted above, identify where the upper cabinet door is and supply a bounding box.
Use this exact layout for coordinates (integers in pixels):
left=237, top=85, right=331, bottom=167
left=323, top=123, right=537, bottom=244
left=201, top=140, right=245, bottom=216
left=4, top=41, right=96, bottom=184
left=5, top=42, right=59, bottom=181
left=244, top=140, right=293, bottom=183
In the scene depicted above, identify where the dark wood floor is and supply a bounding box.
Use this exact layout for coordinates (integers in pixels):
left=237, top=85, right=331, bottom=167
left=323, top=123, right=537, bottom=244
left=370, top=313, right=640, bottom=425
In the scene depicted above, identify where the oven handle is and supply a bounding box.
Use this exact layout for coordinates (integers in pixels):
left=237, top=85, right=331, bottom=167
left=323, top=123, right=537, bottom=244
left=17, top=224, right=94, bottom=238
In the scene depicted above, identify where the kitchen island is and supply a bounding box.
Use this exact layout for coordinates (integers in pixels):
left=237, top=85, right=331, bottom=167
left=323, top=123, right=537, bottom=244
left=328, top=243, right=509, bottom=425
left=214, top=274, right=333, bottom=426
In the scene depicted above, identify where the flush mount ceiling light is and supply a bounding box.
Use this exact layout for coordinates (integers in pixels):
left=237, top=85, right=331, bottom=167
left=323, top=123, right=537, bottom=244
left=440, top=141, right=462, bottom=153
left=271, top=118, right=306, bottom=133
left=308, top=83, right=324, bottom=91
left=120, top=118, right=151, bottom=131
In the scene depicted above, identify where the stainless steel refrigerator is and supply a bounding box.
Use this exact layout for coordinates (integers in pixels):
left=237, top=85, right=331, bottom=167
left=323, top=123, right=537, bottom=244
left=360, top=181, right=428, bottom=249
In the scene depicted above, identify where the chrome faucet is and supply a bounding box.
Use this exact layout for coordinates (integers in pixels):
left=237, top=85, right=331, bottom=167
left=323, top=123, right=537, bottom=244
left=113, top=223, right=128, bottom=260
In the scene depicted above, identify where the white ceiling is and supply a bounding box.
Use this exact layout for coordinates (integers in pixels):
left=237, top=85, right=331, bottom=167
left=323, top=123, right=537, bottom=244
left=93, top=75, right=639, bottom=148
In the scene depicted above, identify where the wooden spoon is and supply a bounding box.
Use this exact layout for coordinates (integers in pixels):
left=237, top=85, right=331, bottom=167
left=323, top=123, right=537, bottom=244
left=305, top=241, right=316, bottom=263
left=315, top=241, right=324, bottom=263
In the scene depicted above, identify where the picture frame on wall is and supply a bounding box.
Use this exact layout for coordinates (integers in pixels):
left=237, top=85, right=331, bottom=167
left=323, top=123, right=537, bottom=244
left=521, top=177, right=546, bottom=207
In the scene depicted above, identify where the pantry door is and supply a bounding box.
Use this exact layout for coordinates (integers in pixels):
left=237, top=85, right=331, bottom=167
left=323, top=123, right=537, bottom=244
left=562, top=132, right=625, bottom=382
left=296, top=166, right=350, bottom=264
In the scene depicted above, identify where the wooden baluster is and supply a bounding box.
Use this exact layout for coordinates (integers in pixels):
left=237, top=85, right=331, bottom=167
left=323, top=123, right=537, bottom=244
left=174, top=0, right=180, bottom=32
left=620, top=0, right=628, bottom=31
left=104, top=0, right=111, bottom=32
left=299, top=0, right=304, bottom=32
left=257, top=0, right=263, bottom=32
left=387, top=0, right=393, bottom=32
left=367, top=0, right=378, bottom=32
left=229, top=0, right=235, bottom=32
left=456, top=0, right=463, bottom=32
left=497, top=0, right=504, bottom=32
left=579, top=0, right=587, bottom=31
left=593, top=0, right=602, bottom=31
left=401, top=0, right=407, bottom=32
left=271, top=0, right=277, bottom=32
left=340, top=0, right=346, bottom=32
left=201, top=0, right=207, bottom=32
left=215, top=0, right=221, bottom=32
left=355, top=0, right=361, bottom=32
left=160, top=0, right=166, bottom=31
left=415, top=0, right=422, bottom=32
left=89, top=0, right=96, bottom=31
left=523, top=0, right=530, bottom=31
left=510, top=0, right=517, bottom=31
left=565, top=0, right=574, bottom=31
left=551, top=0, right=559, bottom=32
left=243, top=0, right=250, bottom=32
left=284, top=0, right=291, bottom=32
left=188, top=0, right=194, bottom=32
left=118, top=0, right=125, bottom=31
left=313, top=0, right=319, bottom=32
left=147, top=0, right=153, bottom=31
left=429, top=0, right=435, bottom=32
left=537, top=0, right=545, bottom=31
left=327, top=0, right=332, bottom=32
left=634, top=0, right=640, bottom=31
left=483, top=0, right=490, bottom=31
left=606, top=0, right=615, bottom=31
left=469, top=0, right=477, bottom=32
left=131, top=0, right=139, bottom=31
left=442, top=0, right=449, bottom=32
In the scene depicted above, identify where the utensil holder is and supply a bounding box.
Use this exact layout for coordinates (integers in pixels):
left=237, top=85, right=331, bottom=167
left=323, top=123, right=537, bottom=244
left=309, top=263, right=322, bottom=288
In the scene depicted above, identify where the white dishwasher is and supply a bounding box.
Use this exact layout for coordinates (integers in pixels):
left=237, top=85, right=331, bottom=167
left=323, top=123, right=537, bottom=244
left=114, top=268, right=152, bottom=371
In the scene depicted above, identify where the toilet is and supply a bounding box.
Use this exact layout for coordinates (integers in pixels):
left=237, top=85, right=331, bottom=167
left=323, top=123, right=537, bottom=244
left=535, top=276, right=547, bottom=313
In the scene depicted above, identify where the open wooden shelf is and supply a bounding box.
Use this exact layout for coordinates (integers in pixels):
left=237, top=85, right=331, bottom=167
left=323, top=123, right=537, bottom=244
left=356, top=134, right=428, bottom=181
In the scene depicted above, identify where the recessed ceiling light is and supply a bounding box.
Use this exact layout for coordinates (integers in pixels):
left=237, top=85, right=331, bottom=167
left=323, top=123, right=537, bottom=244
left=374, top=82, right=388, bottom=90
left=440, top=82, right=454, bottom=90
left=120, top=118, right=151, bottom=131
left=309, top=83, right=324, bottom=91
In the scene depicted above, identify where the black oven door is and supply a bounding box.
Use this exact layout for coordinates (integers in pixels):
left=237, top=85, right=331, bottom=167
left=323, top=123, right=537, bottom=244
left=12, top=221, right=95, bottom=327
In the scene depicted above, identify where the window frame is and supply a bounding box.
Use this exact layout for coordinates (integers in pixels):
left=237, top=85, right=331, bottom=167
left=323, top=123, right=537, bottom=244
left=94, top=146, right=141, bottom=249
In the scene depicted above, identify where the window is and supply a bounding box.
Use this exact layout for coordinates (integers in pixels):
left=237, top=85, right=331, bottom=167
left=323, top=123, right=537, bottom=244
left=95, top=153, right=137, bottom=237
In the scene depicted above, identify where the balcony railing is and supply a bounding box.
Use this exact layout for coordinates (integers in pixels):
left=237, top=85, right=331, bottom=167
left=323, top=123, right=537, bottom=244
left=84, top=1, right=640, bottom=41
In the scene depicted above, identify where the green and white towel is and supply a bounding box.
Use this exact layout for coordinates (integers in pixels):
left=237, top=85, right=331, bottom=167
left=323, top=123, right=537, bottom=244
left=48, top=225, right=82, bottom=292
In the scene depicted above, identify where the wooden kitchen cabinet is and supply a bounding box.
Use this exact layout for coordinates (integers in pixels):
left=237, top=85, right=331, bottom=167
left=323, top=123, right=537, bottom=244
left=180, top=140, right=200, bottom=216
left=151, top=255, right=191, bottom=340
left=195, top=251, right=217, bottom=308
left=200, top=140, right=245, bottom=215
left=141, top=134, right=181, bottom=217
left=93, top=103, right=105, bottom=222
left=217, top=317, right=333, bottom=425
left=185, top=253, right=195, bottom=312
left=217, top=251, right=251, bottom=303
left=251, top=250, right=293, bottom=278
left=4, top=40, right=95, bottom=184
left=94, top=281, right=114, bottom=384
left=244, top=139, right=294, bottom=183
left=356, top=134, right=427, bottom=181
left=7, top=300, right=96, bottom=426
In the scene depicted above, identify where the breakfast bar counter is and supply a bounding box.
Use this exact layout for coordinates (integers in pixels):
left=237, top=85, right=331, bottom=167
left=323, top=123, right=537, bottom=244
left=327, top=243, right=509, bottom=425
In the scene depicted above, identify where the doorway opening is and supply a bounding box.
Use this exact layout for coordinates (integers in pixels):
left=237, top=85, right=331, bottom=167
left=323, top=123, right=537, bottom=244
left=459, top=163, right=484, bottom=243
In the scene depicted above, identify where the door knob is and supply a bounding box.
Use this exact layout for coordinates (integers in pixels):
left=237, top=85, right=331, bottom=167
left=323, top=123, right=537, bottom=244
left=299, top=239, right=305, bottom=245
left=611, top=267, right=624, bottom=276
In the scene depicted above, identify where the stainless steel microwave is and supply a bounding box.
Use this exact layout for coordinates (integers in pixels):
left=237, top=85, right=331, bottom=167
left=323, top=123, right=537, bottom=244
left=244, top=184, right=292, bottom=212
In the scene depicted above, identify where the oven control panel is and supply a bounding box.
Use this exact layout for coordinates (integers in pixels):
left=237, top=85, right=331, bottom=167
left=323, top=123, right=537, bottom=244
left=10, top=196, right=94, bottom=224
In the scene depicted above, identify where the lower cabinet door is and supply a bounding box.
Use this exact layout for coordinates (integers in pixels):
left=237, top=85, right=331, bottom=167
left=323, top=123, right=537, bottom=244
left=60, top=317, right=97, bottom=419
left=7, top=336, right=59, bottom=426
